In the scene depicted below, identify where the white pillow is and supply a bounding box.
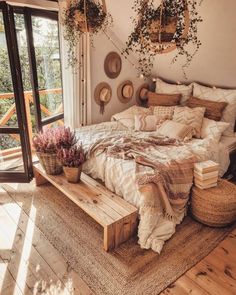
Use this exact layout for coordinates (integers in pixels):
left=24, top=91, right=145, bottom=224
left=172, top=106, right=206, bottom=138
left=201, top=118, right=230, bottom=142
left=111, top=105, right=151, bottom=129
left=134, top=114, right=158, bottom=131
left=155, top=78, right=193, bottom=105
left=193, top=82, right=236, bottom=136
left=157, top=120, right=195, bottom=141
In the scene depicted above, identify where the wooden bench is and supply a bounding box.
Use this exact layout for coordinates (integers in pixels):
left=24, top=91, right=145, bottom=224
left=33, top=164, right=138, bottom=251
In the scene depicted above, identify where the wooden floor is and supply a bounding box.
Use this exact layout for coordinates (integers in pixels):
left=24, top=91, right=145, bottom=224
left=0, top=184, right=235, bottom=295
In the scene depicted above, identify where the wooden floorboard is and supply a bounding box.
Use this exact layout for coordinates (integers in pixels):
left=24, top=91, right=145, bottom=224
left=0, top=183, right=235, bottom=295
left=0, top=186, right=93, bottom=295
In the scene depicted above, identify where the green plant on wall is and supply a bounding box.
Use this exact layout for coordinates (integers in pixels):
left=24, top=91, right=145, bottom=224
left=62, top=0, right=113, bottom=68
left=123, top=0, right=203, bottom=78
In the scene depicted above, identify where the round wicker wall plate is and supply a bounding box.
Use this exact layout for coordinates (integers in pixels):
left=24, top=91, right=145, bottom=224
left=104, top=52, right=122, bottom=79
left=117, top=80, right=134, bottom=103
left=136, top=83, right=150, bottom=106
left=94, top=82, right=112, bottom=106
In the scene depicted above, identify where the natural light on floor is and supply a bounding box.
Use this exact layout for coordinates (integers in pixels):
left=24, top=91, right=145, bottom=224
left=0, top=263, right=8, bottom=292
left=13, top=203, right=36, bottom=295
left=0, top=189, right=22, bottom=250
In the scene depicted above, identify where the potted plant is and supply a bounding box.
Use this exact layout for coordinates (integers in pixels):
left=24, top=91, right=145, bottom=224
left=57, top=145, right=85, bottom=183
left=123, top=0, right=203, bottom=78
left=62, top=0, right=113, bottom=68
left=33, top=126, right=77, bottom=175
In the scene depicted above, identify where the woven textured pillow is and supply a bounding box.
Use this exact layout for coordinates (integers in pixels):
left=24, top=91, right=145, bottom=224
left=134, top=114, right=158, bottom=131
left=155, top=78, right=193, bottom=104
left=193, top=82, right=236, bottom=136
left=157, top=120, right=195, bottom=141
left=147, top=92, right=181, bottom=107
left=172, top=106, right=206, bottom=138
left=201, top=118, right=230, bottom=142
left=186, top=96, right=227, bottom=121
left=150, top=106, right=175, bottom=121
left=111, top=105, right=151, bottom=129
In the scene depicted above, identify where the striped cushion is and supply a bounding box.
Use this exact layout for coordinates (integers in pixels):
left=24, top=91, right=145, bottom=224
left=134, top=114, right=158, bottom=131
left=173, top=106, right=206, bottom=138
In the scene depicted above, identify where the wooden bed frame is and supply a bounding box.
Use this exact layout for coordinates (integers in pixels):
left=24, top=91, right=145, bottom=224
left=33, top=164, right=138, bottom=251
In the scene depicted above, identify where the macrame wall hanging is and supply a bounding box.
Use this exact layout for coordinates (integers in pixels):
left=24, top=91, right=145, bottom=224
left=123, top=0, right=203, bottom=78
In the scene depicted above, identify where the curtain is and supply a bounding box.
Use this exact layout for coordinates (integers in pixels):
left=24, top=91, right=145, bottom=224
left=58, top=0, right=91, bottom=129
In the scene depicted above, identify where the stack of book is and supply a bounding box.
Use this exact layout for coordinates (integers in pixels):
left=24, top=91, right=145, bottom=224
left=194, top=160, right=219, bottom=189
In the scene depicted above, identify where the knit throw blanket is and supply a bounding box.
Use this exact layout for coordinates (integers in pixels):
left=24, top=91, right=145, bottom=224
left=87, top=135, right=195, bottom=222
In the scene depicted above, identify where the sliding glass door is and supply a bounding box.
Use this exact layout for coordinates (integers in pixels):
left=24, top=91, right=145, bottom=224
left=0, top=2, right=63, bottom=182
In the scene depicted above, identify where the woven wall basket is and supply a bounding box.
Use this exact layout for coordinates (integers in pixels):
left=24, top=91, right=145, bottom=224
left=36, top=152, right=62, bottom=175
left=191, top=179, right=236, bottom=227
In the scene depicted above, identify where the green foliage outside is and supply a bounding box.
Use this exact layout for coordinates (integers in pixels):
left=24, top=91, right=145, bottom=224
left=0, top=13, right=63, bottom=151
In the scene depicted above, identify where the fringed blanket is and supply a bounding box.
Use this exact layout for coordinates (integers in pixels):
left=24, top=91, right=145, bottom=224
left=84, top=133, right=195, bottom=252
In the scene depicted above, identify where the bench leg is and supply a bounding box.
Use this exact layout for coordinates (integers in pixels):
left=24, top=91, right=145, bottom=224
left=34, top=170, right=49, bottom=186
left=103, top=213, right=138, bottom=251
left=104, top=224, right=115, bottom=251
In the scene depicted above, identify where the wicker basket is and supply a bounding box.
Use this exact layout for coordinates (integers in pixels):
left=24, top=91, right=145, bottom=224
left=191, top=179, right=236, bottom=227
left=36, top=152, right=62, bottom=175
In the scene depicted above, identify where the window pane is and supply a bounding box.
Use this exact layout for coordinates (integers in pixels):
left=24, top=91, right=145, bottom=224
left=0, top=11, right=18, bottom=127
left=0, top=134, right=25, bottom=172
left=32, top=16, right=63, bottom=119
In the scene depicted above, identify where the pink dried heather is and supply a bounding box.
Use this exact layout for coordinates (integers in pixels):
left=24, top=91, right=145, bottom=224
left=33, top=126, right=78, bottom=154
left=57, top=145, right=85, bottom=167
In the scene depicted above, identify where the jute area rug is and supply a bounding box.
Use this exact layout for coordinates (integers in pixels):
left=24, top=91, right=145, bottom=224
left=2, top=182, right=234, bottom=295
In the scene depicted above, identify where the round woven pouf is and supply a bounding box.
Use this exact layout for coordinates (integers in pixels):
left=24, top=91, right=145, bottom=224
left=191, top=179, right=236, bottom=227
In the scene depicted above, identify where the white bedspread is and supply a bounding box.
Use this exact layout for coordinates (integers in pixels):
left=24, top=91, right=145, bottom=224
left=76, top=122, right=231, bottom=253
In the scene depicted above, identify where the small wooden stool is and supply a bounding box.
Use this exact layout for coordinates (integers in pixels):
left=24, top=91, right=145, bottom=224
left=191, top=179, right=236, bottom=227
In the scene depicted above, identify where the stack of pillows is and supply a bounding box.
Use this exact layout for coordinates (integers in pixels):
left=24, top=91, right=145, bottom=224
left=111, top=78, right=236, bottom=142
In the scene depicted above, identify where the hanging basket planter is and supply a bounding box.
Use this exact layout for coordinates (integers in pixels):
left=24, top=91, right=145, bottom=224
left=62, top=0, right=113, bottom=67
left=148, top=15, right=178, bottom=43
left=123, top=0, right=203, bottom=77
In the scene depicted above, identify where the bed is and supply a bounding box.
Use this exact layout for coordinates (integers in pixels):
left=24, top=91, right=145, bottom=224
left=75, top=79, right=236, bottom=253
left=75, top=120, right=235, bottom=253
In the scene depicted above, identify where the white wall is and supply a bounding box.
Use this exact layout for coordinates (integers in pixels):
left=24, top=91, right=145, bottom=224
left=90, top=0, right=236, bottom=124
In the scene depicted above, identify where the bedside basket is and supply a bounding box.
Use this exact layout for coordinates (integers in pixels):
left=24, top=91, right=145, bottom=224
left=191, top=179, right=236, bottom=227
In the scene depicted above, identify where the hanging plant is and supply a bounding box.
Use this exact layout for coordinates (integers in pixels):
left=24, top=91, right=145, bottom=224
left=62, top=0, right=113, bottom=67
left=123, top=0, right=203, bottom=78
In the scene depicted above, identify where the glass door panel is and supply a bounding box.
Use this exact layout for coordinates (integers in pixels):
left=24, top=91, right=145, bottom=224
left=0, top=3, right=32, bottom=182
left=0, top=11, right=18, bottom=128
left=32, top=16, right=63, bottom=119
left=0, top=134, right=25, bottom=172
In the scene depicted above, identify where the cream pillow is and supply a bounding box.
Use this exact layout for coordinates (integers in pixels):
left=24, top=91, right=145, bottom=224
left=150, top=106, right=175, bottom=121
left=111, top=105, right=151, bottom=129
left=134, top=114, right=158, bottom=131
left=172, top=106, right=205, bottom=138
left=193, top=82, right=236, bottom=136
left=155, top=77, right=193, bottom=104
left=201, top=118, right=230, bottom=142
left=157, top=120, right=195, bottom=141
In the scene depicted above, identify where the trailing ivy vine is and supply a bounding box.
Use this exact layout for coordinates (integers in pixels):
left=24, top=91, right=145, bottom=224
left=62, top=0, right=113, bottom=68
left=123, top=0, right=203, bottom=78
